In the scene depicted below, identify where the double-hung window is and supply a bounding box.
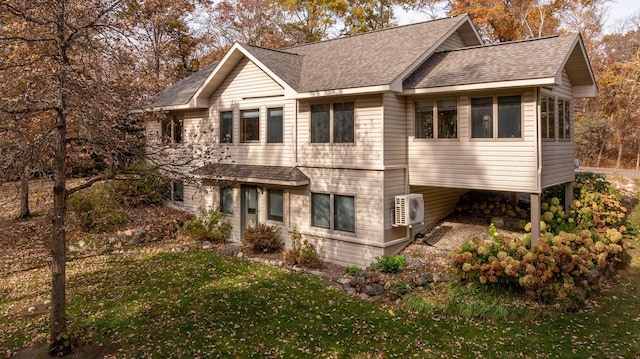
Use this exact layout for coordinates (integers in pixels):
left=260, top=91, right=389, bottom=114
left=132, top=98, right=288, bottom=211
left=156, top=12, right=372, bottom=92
left=267, top=108, right=283, bottom=143
left=415, top=99, right=457, bottom=139
left=241, top=109, right=259, bottom=143
left=162, top=114, right=183, bottom=143
left=311, top=193, right=355, bottom=233
left=471, top=95, right=522, bottom=139
left=311, top=102, right=354, bottom=143
left=220, top=111, right=233, bottom=143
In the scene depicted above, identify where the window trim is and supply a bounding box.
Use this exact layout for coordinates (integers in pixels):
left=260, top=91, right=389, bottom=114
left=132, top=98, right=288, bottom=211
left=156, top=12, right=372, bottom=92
left=220, top=186, right=234, bottom=214
left=267, top=107, right=284, bottom=144
left=470, top=94, right=524, bottom=141
left=220, top=110, right=234, bottom=145
left=414, top=98, right=459, bottom=140
left=540, top=92, right=572, bottom=142
left=240, top=109, right=260, bottom=144
left=310, top=192, right=356, bottom=233
left=267, top=188, right=284, bottom=222
left=162, top=114, right=184, bottom=144
left=310, top=101, right=356, bottom=144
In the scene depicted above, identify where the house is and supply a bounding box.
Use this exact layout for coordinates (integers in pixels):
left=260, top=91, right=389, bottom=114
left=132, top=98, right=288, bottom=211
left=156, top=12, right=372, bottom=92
left=137, top=15, right=597, bottom=267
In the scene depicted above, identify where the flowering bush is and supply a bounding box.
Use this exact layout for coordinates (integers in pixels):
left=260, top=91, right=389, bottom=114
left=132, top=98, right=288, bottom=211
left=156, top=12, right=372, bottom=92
left=451, top=228, right=629, bottom=304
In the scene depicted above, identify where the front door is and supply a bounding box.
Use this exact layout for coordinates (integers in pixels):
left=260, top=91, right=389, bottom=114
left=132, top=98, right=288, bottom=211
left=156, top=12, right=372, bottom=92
left=241, top=185, right=258, bottom=235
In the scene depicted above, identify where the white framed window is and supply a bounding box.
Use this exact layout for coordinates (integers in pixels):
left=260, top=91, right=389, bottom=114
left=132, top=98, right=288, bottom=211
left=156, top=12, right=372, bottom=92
left=162, top=114, right=183, bottom=143
left=415, top=99, right=457, bottom=139
left=471, top=95, right=522, bottom=139
left=311, top=102, right=354, bottom=143
left=311, top=193, right=355, bottom=233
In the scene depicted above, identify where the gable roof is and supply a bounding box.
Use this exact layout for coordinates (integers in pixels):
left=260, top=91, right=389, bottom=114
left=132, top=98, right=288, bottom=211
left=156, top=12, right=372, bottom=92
left=135, top=62, right=218, bottom=111
left=404, top=34, right=597, bottom=97
left=279, top=15, right=480, bottom=94
left=139, top=15, right=483, bottom=110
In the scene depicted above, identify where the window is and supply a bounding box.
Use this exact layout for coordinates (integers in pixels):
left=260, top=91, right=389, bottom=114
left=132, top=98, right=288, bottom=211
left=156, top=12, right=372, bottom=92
left=267, top=189, right=284, bottom=221
left=311, top=104, right=330, bottom=143
left=311, top=102, right=355, bottom=143
left=415, top=99, right=457, bottom=139
left=267, top=108, right=283, bottom=143
left=540, top=95, right=571, bottom=140
left=172, top=181, right=183, bottom=202
left=220, top=111, right=233, bottom=143
left=497, top=95, right=521, bottom=138
left=334, top=195, right=355, bottom=232
left=471, top=97, right=493, bottom=138
left=541, top=95, right=550, bottom=139
left=333, top=102, right=354, bottom=143
left=311, top=193, right=355, bottom=233
left=162, top=114, right=183, bottom=143
left=220, top=187, right=233, bottom=214
left=471, top=95, right=521, bottom=139
left=241, top=109, right=259, bottom=143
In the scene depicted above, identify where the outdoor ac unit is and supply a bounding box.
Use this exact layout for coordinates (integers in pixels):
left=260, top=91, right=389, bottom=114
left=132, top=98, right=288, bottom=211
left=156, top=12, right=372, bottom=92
left=394, top=194, right=424, bottom=226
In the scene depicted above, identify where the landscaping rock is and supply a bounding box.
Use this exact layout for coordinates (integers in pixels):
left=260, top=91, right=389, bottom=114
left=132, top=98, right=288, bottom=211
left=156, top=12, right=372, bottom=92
left=364, top=284, right=384, bottom=296
left=346, top=287, right=357, bottom=295
left=217, top=243, right=241, bottom=257
left=359, top=293, right=370, bottom=300
left=126, top=237, right=140, bottom=246
left=237, top=251, right=243, bottom=258
left=202, top=241, right=212, bottom=250
left=415, top=273, right=434, bottom=286
left=276, top=261, right=284, bottom=267
left=78, top=240, right=86, bottom=248
left=337, top=278, right=352, bottom=286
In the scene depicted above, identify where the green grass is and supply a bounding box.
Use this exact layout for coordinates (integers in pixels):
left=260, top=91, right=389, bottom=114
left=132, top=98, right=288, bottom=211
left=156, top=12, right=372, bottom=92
left=3, top=224, right=640, bottom=357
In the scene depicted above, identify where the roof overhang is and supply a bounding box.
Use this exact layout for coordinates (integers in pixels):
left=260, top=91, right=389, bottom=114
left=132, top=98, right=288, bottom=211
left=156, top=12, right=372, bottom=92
left=193, top=164, right=310, bottom=187
left=557, top=34, right=598, bottom=98
left=129, top=103, right=194, bottom=114
left=402, top=77, right=557, bottom=95
left=295, top=84, right=391, bottom=99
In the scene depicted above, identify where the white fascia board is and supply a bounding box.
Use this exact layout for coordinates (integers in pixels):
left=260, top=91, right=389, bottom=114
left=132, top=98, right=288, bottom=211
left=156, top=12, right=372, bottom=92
left=295, top=85, right=390, bottom=99
left=129, top=103, right=194, bottom=113
left=403, top=78, right=557, bottom=95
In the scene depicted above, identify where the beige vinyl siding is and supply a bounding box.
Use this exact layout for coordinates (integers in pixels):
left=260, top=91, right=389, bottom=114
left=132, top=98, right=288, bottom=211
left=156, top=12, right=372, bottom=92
left=383, top=169, right=410, bottom=243
left=409, top=186, right=467, bottom=234
left=383, top=92, right=408, bottom=167
left=297, top=95, right=384, bottom=168
left=408, top=90, right=539, bottom=192
left=541, top=70, right=575, bottom=188
left=182, top=110, right=209, bottom=145
left=145, top=119, right=162, bottom=145
left=175, top=184, right=213, bottom=215
left=436, top=31, right=465, bottom=51
left=207, top=56, right=295, bottom=166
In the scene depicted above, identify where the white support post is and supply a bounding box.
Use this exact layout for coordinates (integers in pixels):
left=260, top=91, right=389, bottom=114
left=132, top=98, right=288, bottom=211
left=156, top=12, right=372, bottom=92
left=530, top=193, right=541, bottom=247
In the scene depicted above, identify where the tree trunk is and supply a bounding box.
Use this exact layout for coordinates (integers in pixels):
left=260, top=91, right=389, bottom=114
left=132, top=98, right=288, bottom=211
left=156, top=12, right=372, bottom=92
left=50, top=1, right=69, bottom=354
left=18, top=163, right=30, bottom=219
left=616, top=134, right=623, bottom=169
left=597, top=129, right=608, bottom=167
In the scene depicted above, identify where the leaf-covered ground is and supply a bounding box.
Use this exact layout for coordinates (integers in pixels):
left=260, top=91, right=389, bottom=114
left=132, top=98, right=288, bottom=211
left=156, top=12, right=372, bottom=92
left=1, top=180, right=640, bottom=358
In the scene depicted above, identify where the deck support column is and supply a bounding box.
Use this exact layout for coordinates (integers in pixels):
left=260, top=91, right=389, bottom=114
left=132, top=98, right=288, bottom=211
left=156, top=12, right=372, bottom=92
left=530, top=193, right=541, bottom=247
left=564, top=181, right=574, bottom=210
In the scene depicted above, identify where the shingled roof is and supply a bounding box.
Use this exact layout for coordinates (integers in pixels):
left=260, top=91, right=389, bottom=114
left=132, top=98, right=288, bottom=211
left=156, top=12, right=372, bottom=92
left=237, top=43, right=303, bottom=90
left=281, top=15, right=471, bottom=92
left=137, top=62, right=218, bottom=110
left=193, top=164, right=310, bottom=186
left=404, top=34, right=582, bottom=89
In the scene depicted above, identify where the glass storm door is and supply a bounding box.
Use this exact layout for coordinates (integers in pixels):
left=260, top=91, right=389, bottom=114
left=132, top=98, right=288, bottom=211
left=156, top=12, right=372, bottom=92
left=241, top=185, right=258, bottom=234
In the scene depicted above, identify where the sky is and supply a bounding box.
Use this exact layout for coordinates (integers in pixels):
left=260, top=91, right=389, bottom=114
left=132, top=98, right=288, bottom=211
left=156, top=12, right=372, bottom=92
left=395, top=0, right=640, bottom=34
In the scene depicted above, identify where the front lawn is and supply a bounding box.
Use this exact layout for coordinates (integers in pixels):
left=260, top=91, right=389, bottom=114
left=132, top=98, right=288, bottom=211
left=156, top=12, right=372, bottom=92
left=2, top=238, right=640, bottom=358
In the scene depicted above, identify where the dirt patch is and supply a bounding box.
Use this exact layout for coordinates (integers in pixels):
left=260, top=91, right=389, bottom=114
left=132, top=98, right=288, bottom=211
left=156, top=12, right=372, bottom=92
left=12, top=343, right=120, bottom=359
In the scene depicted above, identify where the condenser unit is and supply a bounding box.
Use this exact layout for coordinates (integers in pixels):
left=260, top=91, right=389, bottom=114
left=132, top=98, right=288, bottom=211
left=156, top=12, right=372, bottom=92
left=394, top=194, right=424, bottom=226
